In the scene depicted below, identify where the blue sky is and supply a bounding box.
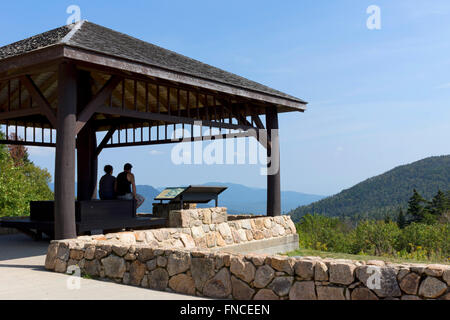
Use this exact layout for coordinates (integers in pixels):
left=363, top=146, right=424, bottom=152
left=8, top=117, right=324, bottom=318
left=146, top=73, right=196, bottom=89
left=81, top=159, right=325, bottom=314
left=1, top=1, right=450, bottom=195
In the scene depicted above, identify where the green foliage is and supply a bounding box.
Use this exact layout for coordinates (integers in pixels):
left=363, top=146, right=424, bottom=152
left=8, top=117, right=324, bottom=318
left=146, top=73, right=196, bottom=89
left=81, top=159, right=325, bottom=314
left=7, top=133, right=31, bottom=166
left=396, top=223, right=449, bottom=259
left=447, top=191, right=450, bottom=208
left=351, top=220, right=401, bottom=256
left=427, top=190, right=449, bottom=216
left=290, top=155, right=450, bottom=223
left=296, top=214, right=353, bottom=253
left=405, top=189, right=449, bottom=225
left=0, top=131, right=8, bottom=162
left=384, top=214, right=392, bottom=224
left=295, top=214, right=449, bottom=263
left=407, top=189, right=428, bottom=222
left=396, top=208, right=406, bottom=229
left=0, top=131, right=53, bottom=217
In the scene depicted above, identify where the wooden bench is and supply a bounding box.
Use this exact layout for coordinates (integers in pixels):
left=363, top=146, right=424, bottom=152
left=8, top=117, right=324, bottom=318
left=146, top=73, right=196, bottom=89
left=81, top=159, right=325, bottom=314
left=0, top=200, right=166, bottom=240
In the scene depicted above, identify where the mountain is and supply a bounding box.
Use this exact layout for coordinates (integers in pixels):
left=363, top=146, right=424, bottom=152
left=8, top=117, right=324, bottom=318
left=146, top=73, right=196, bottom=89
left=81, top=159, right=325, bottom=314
left=138, top=183, right=324, bottom=214
left=289, top=155, right=450, bottom=222
left=49, top=182, right=324, bottom=215
left=197, top=182, right=324, bottom=215
left=135, top=185, right=161, bottom=213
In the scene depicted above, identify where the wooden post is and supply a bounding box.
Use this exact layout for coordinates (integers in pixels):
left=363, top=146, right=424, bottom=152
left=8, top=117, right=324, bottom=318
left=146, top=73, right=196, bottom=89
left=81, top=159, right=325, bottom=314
left=54, top=62, right=77, bottom=239
left=266, top=106, right=281, bottom=216
left=76, top=70, right=98, bottom=200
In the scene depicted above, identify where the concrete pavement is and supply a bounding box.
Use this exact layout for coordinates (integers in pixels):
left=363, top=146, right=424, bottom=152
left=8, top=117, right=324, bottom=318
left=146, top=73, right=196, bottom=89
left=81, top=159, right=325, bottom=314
left=0, top=234, right=206, bottom=300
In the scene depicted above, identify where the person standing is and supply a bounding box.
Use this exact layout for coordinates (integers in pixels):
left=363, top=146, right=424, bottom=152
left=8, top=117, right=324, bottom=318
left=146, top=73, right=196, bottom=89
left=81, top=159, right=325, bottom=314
left=99, top=165, right=116, bottom=200
left=115, top=163, right=145, bottom=208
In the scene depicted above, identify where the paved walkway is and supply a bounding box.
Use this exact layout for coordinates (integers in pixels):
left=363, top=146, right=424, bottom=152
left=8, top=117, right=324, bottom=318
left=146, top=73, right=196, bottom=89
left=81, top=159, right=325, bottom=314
left=0, top=234, right=205, bottom=300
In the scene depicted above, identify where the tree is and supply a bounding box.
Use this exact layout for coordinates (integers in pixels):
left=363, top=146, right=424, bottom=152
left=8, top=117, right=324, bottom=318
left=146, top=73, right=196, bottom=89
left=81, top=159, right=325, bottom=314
left=0, top=131, right=8, bottom=162
left=437, top=191, right=450, bottom=224
left=0, top=130, right=53, bottom=217
left=384, top=214, right=392, bottom=224
left=447, top=191, right=450, bottom=208
left=7, top=133, right=30, bottom=166
left=407, top=189, right=428, bottom=223
left=397, top=208, right=407, bottom=229
left=427, top=190, right=447, bottom=216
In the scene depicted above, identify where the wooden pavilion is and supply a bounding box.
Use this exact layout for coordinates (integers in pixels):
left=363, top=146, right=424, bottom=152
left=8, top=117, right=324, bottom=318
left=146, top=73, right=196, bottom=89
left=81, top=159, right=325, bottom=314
left=0, top=21, right=307, bottom=239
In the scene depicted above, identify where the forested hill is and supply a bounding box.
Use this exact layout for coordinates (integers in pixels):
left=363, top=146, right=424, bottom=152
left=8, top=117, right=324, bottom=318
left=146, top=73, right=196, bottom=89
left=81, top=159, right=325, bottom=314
left=289, top=155, right=450, bottom=222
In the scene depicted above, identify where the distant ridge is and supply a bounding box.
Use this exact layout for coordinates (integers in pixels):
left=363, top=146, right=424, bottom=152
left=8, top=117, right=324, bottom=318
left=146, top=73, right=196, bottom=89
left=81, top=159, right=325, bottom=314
left=198, top=182, right=325, bottom=215
left=289, top=155, right=450, bottom=222
left=49, top=182, right=324, bottom=215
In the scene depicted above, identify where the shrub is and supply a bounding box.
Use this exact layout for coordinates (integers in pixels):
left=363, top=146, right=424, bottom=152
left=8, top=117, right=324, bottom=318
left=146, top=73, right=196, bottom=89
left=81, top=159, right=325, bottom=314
left=296, top=214, right=353, bottom=253
left=351, top=220, right=401, bottom=256
left=294, top=214, right=450, bottom=263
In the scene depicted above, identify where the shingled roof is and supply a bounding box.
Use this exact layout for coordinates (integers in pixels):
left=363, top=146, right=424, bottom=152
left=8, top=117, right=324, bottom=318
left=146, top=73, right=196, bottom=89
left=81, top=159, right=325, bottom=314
left=0, top=21, right=306, bottom=109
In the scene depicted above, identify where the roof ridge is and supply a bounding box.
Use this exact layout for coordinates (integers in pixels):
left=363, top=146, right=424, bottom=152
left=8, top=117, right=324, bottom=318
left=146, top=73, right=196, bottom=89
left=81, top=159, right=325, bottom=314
left=60, top=20, right=86, bottom=44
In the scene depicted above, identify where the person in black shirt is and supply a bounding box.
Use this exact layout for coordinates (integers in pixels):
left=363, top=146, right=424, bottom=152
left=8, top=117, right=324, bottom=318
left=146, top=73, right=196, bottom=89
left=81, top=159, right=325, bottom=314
left=115, top=163, right=145, bottom=208
left=99, top=165, right=116, bottom=200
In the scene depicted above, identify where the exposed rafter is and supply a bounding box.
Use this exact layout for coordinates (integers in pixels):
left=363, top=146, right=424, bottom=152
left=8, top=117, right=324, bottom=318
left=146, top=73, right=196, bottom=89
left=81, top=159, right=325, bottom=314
left=103, top=130, right=254, bottom=149
left=76, top=75, right=122, bottom=133
left=0, top=139, right=55, bottom=148
left=20, top=75, right=57, bottom=127
left=96, top=105, right=256, bottom=132
left=95, top=125, right=117, bottom=156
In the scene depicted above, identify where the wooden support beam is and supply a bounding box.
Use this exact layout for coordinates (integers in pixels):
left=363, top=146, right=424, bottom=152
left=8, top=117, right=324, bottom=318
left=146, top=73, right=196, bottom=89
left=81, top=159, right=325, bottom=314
left=217, top=99, right=253, bottom=127
left=54, top=62, right=78, bottom=240
left=145, top=83, right=149, bottom=112
left=96, top=126, right=117, bottom=156
left=265, top=106, right=281, bottom=217
left=0, top=79, right=19, bottom=112
left=0, top=108, right=41, bottom=120
left=75, top=60, right=274, bottom=110
left=96, top=105, right=255, bottom=131
left=63, top=47, right=307, bottom=110
left=251, top=114, right=265, bottom=129
left=9, top=73, right=57, bottom=115
left=103, top=130, right=254, bottom=148
left=0, top=46, right=64, bottom=81
left=76, top=75, right=122, bottom=134
left=76, top=70, right=98, bottom=201
left=0, top=139, right=55, bottom=147
left=20, top=75, right=57, bottom=127
left=93, top=117, right=158, bottom=129
left=251, top=112, right=268, bottom=148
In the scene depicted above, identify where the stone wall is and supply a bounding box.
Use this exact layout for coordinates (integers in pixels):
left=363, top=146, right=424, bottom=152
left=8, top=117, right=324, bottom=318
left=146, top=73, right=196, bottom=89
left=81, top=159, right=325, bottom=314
left=44, top=211, right=450, bottom=300
left=168, top=207, right=228, bottom=228
left=45, top=238, right=450, bottom=300
left=75, top=214, right=297, bottom=250
left=153, top=203, right=197, bottom=220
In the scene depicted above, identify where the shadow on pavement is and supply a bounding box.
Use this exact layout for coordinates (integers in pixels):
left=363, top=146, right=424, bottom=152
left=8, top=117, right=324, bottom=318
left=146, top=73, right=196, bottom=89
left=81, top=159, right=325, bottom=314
left=0, top=234, right=49, bottom=261
left=0, top=264, right=46, bottom=271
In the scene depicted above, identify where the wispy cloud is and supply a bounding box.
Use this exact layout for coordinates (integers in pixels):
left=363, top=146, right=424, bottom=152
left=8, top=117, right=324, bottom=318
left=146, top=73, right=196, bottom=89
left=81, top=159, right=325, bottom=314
left=437, top=82, right=450, bottom=89
left=148, top=150, right=164, bottom=155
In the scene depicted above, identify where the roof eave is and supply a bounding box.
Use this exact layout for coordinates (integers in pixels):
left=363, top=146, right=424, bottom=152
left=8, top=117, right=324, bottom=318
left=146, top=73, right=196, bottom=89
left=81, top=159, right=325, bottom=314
left=0, top=45, right=65, bottom=79
left=0, top=43, right=307, bottom=111
left=61, top=45, right=307, bottom=111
